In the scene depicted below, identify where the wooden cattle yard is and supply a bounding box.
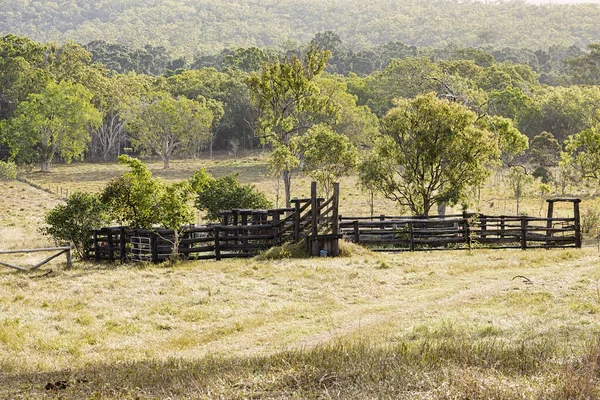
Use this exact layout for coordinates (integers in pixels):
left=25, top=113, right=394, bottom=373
left=92, top=182, right=341, bottom=263
left=91, top=188, right=582, bottom=263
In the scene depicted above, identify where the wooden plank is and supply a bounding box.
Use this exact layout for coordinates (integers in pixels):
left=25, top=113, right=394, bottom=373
left=0, top=246, right=71, bottom=254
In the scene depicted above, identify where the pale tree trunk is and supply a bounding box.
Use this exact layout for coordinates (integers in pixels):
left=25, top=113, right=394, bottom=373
left=283, top=169, right=292, bottom=208
left=40, top=159, right=49, bottom=172
left=437, top=203, right=447, bottom=217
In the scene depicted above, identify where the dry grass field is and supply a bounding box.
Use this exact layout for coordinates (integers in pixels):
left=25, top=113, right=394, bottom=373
left=1, top=156, right=599, bottom=399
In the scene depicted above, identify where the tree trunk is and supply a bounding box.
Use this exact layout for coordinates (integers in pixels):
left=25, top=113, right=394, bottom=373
left=283, top=169, right=292, bottom=208
left=40, top=159, right=49, bottom=172
left=163, top=157, right=170, bottom=169
left=437, top=202, right=447, bottom=217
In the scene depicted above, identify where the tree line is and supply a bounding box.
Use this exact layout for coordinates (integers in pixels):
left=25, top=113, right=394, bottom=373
left=2, top=33, right=600, bottom=218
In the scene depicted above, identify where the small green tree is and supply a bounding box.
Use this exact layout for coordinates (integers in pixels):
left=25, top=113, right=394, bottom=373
left=562, top=121, right=600, bottom=181
left=297, top=124, right=358, bottom=197
left=101, top=155, right=194, bottom=256
left=101, top=155, right=164, bottom=228
left=41, top=192, right=110, bottom=259
left=247, top=47, right=337, bottom=207
left=506, top=165, right=535, bottom=214
left=194, top=173, right=272, bottom=221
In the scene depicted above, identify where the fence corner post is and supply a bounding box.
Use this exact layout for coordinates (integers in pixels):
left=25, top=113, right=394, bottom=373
left=332, top=182, right=340, bottom=234
left=66, top=245, right=72, bottom=269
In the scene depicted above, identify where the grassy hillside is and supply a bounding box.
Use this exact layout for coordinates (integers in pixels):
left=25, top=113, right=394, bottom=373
left=1, top=0, right=600, bottom=57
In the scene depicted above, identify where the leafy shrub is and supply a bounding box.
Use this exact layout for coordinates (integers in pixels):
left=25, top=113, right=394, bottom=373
left=194, top=173, right=272, bottom=221
left=101, top=155, right=193, bottom=230
left=41, top=192, right=110, bottom=259
left=0, top=160, right=17, bottom=180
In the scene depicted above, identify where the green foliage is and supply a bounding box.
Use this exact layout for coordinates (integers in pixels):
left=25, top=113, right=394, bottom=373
left=125, top=92, right=214, bottom=168
left=477, top=115, right=528, bottom=162
left=1, top=80, right=101, bottom=171
left=0, top=160, right=17, bottom=180
left=101, top=155, right=193, bottom=230
left=3, top=1, right=599, bottom=61
left=529, top=132, right=561, bottom=168
left=563, top=120, right=600, bottom=181
left=247, top=48, right=337, bottom=207
left=41, top=192, right=110, bottom=259
left=194, top=173, right=272, bottom=221
left=189, top=168, right=215, bottom=194
left=359, top=93, right=498, bottom=216
left=297, top=124, right=358, bottom=197
left=566, top=43, right=600, bottom=85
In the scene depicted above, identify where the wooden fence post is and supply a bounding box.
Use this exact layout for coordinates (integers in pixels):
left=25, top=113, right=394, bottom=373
left=272, top=212, right=280, bottom=246
left=500, top=216, right=506, bottom=239
left=311, top=182, right=318, bottom=238
left=521, top=217, right=528, bottom=250
left=66, top=246, right=72, bottom=269
left=151, top=232, right=159, bottom=263
left=332, top=182, right=340, bottom=234
left=463, top=211, right=471, bottom=249
left=408, top=221, right=415, bottom=251
left=574, top=199, right=582, bottom=248
left=214, top=227, right=221, bottom=261
left=545, top=200, right=554, bottom=248
left=353, top=220, right=359, bottom=243
left=120, top=227, right=127, bottom=263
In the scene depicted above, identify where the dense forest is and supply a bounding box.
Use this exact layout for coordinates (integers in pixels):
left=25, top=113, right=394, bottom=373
left=2, top=0, right=600, bottom=57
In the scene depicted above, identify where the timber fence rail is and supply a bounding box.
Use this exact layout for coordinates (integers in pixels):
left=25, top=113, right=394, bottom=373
left=0, top=246, right=72, bottom=271
left=339, top=212, right=580, bottom=251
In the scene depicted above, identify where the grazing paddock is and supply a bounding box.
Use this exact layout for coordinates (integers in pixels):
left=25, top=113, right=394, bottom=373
left=1, top=248, right=600, bottom=398
left=1, top=158, right=600, bottom=398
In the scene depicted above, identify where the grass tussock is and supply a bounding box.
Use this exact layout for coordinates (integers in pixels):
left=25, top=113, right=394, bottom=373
left=254, top=240, right=310, bottom=260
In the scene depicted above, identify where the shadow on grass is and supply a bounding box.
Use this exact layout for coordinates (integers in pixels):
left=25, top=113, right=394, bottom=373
left=3, top=338, right=599, bottom=399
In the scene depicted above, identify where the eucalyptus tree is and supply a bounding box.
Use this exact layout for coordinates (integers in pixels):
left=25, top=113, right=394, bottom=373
left=125, top=92, right=214, bottom=168
left=247, top=48, right=337, bottom=207
left=1, top=80, right=101, bottom=171
left=359, top=93, right=500, bottom=216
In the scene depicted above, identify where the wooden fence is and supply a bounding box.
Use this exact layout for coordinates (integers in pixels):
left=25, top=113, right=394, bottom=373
left=91, top=193, right=581, bottom=262
left=0, top=246, right=72, bottom=271
left=92, top=182, right=341, bottom=263
left=339, top=203, right=581, bottom=252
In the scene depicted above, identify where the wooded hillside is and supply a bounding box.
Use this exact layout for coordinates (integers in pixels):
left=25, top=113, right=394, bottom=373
left=2, top=0, right=600, bottom=56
